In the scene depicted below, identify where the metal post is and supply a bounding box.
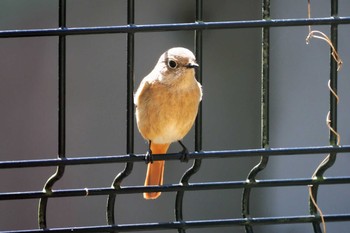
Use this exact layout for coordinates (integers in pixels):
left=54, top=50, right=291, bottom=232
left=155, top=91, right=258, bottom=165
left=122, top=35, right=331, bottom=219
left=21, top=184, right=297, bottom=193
left=242, top=0, right=270, bottom=232
left=38, top=0, right=67, bottom=228
left=106, top=0, right=135, bottom=228
left=175, top=1, right=203, bottom=232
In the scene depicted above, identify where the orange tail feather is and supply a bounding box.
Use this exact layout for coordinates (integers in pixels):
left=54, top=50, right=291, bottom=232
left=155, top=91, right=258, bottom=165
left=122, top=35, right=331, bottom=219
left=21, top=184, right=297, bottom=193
left=143, top=143, right=170, bottom=199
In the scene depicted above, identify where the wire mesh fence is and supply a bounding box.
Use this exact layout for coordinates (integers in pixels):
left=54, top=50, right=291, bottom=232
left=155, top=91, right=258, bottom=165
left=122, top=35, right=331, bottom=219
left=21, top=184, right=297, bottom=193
left=0, top=0, right=350, bottom=232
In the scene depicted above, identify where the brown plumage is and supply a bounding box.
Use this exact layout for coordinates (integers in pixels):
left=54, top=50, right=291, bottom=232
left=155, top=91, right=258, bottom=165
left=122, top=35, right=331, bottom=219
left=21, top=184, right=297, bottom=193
left=134, top=47, right=202, bottom=199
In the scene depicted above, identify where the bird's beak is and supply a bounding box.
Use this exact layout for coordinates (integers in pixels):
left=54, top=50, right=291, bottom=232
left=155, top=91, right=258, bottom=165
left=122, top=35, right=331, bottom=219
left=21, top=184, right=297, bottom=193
left=186, top=62, right=199, bottom=68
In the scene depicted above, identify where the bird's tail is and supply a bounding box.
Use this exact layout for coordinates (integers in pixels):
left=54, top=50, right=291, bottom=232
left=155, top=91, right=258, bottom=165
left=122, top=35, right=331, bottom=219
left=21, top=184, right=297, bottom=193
left=143, top=143, right=170, bottom=199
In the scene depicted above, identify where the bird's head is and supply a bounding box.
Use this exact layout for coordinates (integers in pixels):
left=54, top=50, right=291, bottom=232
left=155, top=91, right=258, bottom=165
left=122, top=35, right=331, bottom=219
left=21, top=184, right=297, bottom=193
left=156, top=47, right=198, bottom=85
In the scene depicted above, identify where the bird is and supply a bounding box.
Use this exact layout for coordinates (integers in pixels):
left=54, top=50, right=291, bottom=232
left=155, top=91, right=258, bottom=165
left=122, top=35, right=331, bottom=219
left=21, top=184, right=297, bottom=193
left=134, top=47, right=202, bottom=199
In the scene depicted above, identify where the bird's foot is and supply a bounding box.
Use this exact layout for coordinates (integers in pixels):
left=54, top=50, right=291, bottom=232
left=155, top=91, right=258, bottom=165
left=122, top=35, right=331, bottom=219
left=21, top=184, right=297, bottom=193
left=178, top=140, right=189, bottom=162
left=145, top=149, right=153, bottom=164
left=145, top=150, right=153, bottom=164
left=145, top=141, right=153, bottom=164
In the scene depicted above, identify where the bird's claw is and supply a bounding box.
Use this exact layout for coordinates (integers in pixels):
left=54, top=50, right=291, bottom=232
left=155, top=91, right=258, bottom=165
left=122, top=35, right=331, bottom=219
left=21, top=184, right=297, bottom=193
left=145, top=149, right=153, bottom=164
left=178, top=140, right=189, bottom=163
left=180, top=148, right=189, bottom=163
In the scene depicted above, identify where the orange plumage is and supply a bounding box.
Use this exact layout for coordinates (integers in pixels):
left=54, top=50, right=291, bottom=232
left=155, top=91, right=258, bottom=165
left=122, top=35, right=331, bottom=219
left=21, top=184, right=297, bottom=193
left=134, top=47, right=202, bottom=199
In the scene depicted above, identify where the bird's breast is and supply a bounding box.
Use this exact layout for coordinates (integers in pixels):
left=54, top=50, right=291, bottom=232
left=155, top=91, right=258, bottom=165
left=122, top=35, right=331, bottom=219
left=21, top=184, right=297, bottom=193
left=136, top=81, right=201, bottom=144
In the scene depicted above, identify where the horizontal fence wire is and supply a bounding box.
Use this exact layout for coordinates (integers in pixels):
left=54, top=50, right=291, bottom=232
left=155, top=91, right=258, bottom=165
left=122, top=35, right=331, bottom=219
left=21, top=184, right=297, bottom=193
left=0, top=175, right=350, bottom=200
left=1, top=17, right=350, bottom=38
left=2, top=214, right=350, bottom=233
left=1, top=146, right=350, bottom=169
left=1, top=1, right=350, bottom=233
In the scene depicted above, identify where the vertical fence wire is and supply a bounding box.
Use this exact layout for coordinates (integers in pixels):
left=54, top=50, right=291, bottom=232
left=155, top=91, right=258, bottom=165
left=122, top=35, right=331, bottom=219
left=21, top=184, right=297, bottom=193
left=241, top=1, right=270, bottom=232
left=38, top=0, right=67, bottom=229
left=175, top=1, right=203, bottom=232
left=309, top=0, right=339, bottom=232
left=106, top=0, right=135, bottom=228
left=194, top=0, right=203, bottom=153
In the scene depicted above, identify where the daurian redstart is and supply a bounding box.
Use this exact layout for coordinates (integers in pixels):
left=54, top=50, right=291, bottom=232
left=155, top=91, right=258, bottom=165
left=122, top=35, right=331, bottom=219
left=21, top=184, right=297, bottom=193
left=134, top=47, right=202, bottom=199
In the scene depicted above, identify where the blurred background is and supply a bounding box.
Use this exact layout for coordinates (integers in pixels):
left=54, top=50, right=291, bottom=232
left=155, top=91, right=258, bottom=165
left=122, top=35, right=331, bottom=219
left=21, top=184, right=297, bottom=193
left=0, top=0, right=350, bottom=232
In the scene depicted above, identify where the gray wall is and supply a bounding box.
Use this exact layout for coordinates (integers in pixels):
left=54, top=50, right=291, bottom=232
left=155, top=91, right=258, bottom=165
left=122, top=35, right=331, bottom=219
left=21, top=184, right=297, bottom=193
left=0, top=1, right=349, bottom=232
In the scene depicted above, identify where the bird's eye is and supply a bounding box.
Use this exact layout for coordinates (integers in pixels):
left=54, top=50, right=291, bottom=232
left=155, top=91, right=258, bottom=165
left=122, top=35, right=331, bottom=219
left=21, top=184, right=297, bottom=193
left=168, top=60, right=178, bottom=69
